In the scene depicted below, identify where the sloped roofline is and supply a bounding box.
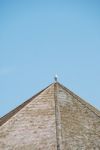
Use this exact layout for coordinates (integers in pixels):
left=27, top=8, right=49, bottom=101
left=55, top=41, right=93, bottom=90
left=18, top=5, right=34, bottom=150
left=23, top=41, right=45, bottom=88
left=58, top=82, right=100, bottom=118
left=0, top=83, right=53, bottom=126
left=0, top=82, right=100, bottom=126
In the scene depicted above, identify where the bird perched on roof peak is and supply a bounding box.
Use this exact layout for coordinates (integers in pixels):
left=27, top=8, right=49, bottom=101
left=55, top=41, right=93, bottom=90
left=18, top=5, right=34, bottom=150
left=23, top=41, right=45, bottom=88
left=54, top=74, right=58, bottom=82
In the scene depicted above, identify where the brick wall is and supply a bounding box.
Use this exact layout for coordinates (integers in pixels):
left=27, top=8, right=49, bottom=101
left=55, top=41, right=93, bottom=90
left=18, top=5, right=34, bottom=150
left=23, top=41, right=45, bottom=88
left=57, top=84, right=100, bottom=150
left=0, top=83, right=100, bottom=150
left=0, top=85, right=57, bottom=150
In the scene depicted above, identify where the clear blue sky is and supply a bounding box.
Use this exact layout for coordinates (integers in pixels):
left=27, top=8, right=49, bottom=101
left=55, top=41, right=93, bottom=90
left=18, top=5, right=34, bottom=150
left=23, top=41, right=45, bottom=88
left=0, top=0, right=100, bottom=117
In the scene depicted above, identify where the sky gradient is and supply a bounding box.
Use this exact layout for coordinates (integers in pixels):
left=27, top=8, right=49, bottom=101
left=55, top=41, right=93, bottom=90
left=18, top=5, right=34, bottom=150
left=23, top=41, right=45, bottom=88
left=0, top=0, right=100, bottom=117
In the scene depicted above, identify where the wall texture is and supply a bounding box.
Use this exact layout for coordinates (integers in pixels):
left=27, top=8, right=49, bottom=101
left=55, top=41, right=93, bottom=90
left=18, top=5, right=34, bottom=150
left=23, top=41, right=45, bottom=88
left=0, top=85, right=57, bottom=150
left=57, top=84, right=100, bottom=150
left=0, top=83, right=100, bottom=150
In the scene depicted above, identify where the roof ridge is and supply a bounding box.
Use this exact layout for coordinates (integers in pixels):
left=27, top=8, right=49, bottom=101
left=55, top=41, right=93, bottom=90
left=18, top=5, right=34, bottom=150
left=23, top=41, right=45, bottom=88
left=54, top=83, right=63, bottom=150
left=0, top=83, right=53, bottom=126
left=57, top=82, right=100, bottom=118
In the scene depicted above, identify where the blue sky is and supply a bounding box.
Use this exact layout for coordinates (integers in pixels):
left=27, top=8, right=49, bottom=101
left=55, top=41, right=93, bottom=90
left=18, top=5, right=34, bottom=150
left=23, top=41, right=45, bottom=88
left=0, top=0, right=100, bottom=117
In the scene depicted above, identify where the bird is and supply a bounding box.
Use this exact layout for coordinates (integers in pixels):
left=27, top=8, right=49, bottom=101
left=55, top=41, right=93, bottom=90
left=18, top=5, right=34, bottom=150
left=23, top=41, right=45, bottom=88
left=54, top=74, right=58, bottom=82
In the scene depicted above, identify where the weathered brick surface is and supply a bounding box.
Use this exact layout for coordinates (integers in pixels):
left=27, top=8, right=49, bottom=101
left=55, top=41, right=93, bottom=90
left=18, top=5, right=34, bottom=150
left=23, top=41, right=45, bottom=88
left=0, top=85, right=57, bottom=150
left=0, top=82, right=100, bottom=150
left=57, top=84, right=100, bottom=150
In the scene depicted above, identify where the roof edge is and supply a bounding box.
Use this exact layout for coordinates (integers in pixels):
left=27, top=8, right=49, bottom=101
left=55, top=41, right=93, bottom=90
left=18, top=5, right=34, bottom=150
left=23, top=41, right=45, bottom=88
left=57, top=82, right=100, bottom=118
left=0, top=83, right=53, bottom=126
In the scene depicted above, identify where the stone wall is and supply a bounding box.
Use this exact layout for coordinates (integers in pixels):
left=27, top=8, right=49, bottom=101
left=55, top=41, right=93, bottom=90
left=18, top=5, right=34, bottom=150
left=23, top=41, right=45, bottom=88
left=0, top=83, right=100, bottom=150
left=57, top=84, right=100, bottom=150
left=0, top=85, right=57, bottom=150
